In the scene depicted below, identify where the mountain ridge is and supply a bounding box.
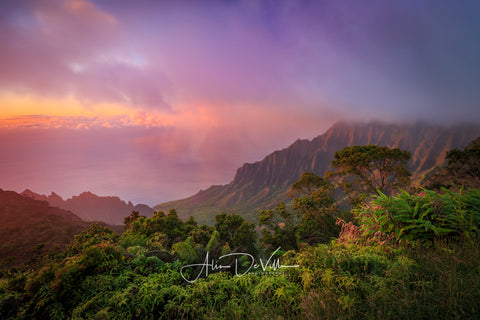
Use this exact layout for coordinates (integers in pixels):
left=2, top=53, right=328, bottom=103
left=154, top=121, right=480, bottom=224
left=0, top=189, right=89, bottom=267
left=21, top=190, right=153, bottom=225
left=0, top=189, right=127, bottom=268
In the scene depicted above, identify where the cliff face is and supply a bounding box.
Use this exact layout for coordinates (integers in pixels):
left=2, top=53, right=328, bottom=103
left=155, top=121, right=480, bottom=224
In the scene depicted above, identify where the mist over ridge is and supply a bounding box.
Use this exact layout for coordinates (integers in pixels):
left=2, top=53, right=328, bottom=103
left=155, top=121, right=480, bottom=224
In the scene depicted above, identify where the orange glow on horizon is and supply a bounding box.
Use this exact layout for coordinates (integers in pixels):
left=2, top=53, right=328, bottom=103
left=0, top=90, right=295, bottom=133
left=0, top=92, right=95, bottom=118
left=0, top=93, right=224, bottom=129
left=0, top=92, right=175, bottom=128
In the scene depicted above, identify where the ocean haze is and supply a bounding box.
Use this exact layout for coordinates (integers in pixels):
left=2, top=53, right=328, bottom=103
left=0, top=123, right=328, bottom=206
left=2, top=120, right=480, bottom=211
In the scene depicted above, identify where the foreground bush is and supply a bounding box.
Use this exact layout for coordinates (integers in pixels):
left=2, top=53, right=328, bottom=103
left=293, top=238, right=480, bottom=319
left=2, top=232, right=479, bottom=319
left=355, top=188, right=480, bottom=244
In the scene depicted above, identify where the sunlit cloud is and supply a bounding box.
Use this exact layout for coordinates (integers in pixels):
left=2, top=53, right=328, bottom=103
left=0, top=0, right=169, bottom=111
left=0, top=113, right=175, bottom=129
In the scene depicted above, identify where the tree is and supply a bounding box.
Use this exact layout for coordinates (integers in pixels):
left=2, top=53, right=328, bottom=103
left=124, top=211, right=143, bottom=230
left=162, top=209, right=187, bottom=246
left=214, top=213, right=257, bottom=255
left=259, top=202, right=299, bottom=251
left=327, top=145, right=411, bottom=205
left=122, top=209, right=190, bottom=250
left=189, top=224, right=213, bottom=248
left=290, top=172, right=340, bottom=244
left=423, top=137, right=480, bottom=190
left=290, top=172, right=337, bottom=212
left=67, top=223, right=120, bottom=255
left=259, top=172, right=341, bottom=248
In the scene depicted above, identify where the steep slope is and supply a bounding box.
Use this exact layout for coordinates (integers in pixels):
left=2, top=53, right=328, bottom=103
left=0, top=189, right=90, bottom=267
left=22, top=190, right=154, bottom=225
left=155, top=121, right=480, bottom=224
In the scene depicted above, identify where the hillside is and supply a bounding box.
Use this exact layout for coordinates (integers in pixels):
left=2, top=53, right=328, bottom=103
left=22, top=190, right=153, bottom=225
left=155, top=121, right=480, bottom=224
left=0, top=189, right=127, bottom=269
left=0, top=189, right=91, bottom=268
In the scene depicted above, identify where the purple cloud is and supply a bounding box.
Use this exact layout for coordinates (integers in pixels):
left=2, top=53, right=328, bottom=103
left=0, top=0, right=170, bottom=109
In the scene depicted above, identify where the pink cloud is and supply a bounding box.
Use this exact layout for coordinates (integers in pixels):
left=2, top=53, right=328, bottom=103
left=0, top=0, right=170, bottom=110
left=35, top=0, right=118, bottom=50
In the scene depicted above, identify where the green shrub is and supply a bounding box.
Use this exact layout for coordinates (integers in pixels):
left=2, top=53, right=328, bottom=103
left=172, top=241, right=198, bottom=264
left=356, top=188, right=480, bottom=244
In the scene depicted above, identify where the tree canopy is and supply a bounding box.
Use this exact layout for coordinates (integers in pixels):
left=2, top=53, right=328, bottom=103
left=260, top=172, right=341, bottom=249
left=214, top=212, right=257, bottom=255
left=424, top=137, right=480, bottom=190
left=327, top=145, right=411, bottom=205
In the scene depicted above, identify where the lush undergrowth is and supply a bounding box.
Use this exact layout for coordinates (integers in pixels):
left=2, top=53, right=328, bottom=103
left=295, top=238, right=480, bottom=319
left=2, top=184, right=480, bottom=319
left=1, top=235, right=479, bottom=319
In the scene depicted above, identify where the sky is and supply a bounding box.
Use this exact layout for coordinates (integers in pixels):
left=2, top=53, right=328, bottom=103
left=1, top=0, right=480, bottom=206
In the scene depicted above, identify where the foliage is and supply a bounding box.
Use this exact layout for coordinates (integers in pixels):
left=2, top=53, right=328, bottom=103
left=123, top=209, right=194, bottom=250
left=294, top=239, right=480, bottom=320
left=171, top=241, right=198, bottom=264
left=214, top=213, right=257, bottom=255
left=205, top=230, right=221, bottom=252
left=290, top=172, right=341, bottom=244
left=68, top=223, right=120, bottom=254
left=2, top=193, right=480, bottom=319
left=259, top=202, right=299, bottom=251
left=260, top=172, right=342, bottom=249
left=123, top=211, right=143, bottom=229
left=327, top=145, right=411, bottom=205
left=355, top=188, right=480, bottom=244
left=424, top=137, right=480, bottom=190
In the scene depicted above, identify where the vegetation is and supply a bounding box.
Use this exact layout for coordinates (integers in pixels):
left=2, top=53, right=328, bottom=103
left=424, top=137, right=480, bottom=190
left=0, top=189, right=90, bottom=269
left=327, top=145, right=411, bottom=205
left=1, top=143, right=480, bottom=319
left=355, top=188, right=480, bottom=244
left=259, top=172, right=343, bottom=250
